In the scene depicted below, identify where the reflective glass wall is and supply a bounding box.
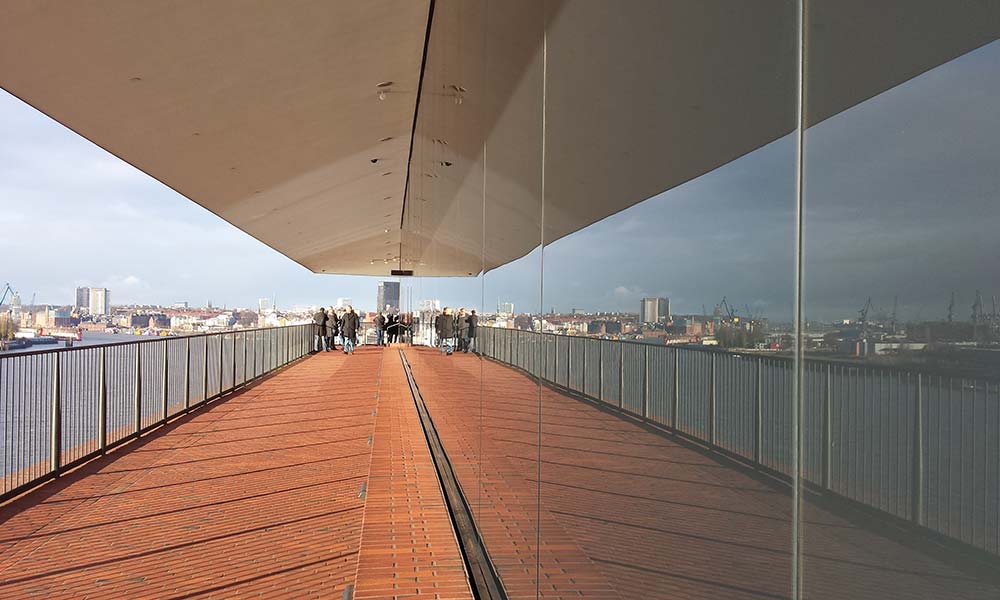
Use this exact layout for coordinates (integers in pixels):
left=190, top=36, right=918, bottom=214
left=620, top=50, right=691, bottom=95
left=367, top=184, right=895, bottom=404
left=407, top=1, right=999, bottom=598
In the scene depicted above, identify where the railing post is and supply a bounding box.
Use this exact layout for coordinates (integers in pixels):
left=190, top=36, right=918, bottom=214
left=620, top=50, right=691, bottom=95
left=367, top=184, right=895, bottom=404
left=709, top=352, right=717, bottom=446
left=822, top=363, right=832, bottom=489
left=243, top=330, right=248, bottom=386
left=218, top=332, right=224, bottom=396
left=183, top=337, right=191, bottom=410
left=161, top=341, right=169, bottom=421
left=912, top=373, right=925, bottom=525
left=672, top=349, right=680, bottom=431
left=134, top=344, right=142, bottom=436
left=50, top=354, right=62, bottom=474
left=231, top=333, right=237, bottom=392
left=642, top=345, right=649, bottom=419
left=98, top=347, right=107, bottom=452
left=599, top=341, right=605, bottom=403
left=754, top=357, right=763, bottom=465
left=202, top=336, right=209, bottom=403
left=554, top=336, right=558, bottom=384
left=618, top=343, right=624, bottom=409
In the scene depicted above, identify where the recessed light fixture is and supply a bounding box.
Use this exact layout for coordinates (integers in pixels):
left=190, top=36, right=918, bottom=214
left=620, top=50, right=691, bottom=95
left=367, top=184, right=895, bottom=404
left=382, top=171, right=392, bottom=176
left=370, top=158, right=380, bottom=164
left=376, top=81, right=393, bottom=88
left=439, top=161, right=453, bottom=167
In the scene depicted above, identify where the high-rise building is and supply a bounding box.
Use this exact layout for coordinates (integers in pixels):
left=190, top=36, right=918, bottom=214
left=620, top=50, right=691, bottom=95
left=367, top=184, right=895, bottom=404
left=376, top=281, right=400, bottom=313
left=89, top=288, right=111, bottom=316
left=640, top=297, right=670, bottom=324
left=75, top=286, right=90, bottom=309
left=498, top=301, right=515, bottom=315
left=336, top=297, right=353, bottom=309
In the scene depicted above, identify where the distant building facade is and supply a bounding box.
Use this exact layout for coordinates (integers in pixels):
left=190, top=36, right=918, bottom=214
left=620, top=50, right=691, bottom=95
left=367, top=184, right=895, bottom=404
left=640, top=297, right=670, bottom=324
left=89, top=288, right=111, bottom=316
left=498, top=301, right=515, bottom=315
left=377, top=281, right=400, bottom=312
left=75, top=287, right=90, bottom=309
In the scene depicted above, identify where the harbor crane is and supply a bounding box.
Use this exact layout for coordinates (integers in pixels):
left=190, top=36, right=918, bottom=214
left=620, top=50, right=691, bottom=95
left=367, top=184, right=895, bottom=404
left=858, top=297, right=873, bottom=337
left=0, top=282, right=14, bottom=307
left=719, top=296, right=737, bottom=320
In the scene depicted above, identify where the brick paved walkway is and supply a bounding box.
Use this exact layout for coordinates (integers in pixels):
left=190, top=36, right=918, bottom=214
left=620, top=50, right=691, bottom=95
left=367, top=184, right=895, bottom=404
left=0, top=347, right=470, bottom=599
left=403, top=347, right=1000, bottom=600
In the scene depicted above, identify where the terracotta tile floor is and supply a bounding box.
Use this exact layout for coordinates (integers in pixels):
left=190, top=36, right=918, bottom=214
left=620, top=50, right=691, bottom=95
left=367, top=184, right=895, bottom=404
left=403, top=347, right=1000, bottom=600
left=3, top=345, right=997, bottom=599
left=0, top=348, right=469, bottom=599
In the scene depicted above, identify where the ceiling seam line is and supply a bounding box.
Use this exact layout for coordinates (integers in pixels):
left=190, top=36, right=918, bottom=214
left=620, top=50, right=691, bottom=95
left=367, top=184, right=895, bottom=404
left=398, top=0, right=437, bottom=272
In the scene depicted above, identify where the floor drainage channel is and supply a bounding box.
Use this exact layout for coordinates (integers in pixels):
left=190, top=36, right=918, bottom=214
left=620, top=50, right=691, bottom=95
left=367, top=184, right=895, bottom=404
left=398, top=349, right=508, bottom=600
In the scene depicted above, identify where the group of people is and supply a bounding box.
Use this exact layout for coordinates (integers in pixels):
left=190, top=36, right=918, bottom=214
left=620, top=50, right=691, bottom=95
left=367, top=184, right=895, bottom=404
left=434, top=307, right=477, bottom=355
left=312, top=306, right=359, bottom=354
left=373, top=312, right=405, bottom=346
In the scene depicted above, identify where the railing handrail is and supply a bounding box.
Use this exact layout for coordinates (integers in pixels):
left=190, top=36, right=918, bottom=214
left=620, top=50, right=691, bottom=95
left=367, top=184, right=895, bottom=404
left=0, top=324, right=309, bottom=360
left=515, top=328, right=1000, bottom=383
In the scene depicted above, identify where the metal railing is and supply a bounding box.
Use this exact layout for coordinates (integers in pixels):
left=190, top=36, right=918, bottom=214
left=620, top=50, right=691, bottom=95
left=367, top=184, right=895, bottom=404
left=1, top=324, right=312, bottom=502
left=477, top=327, right=1000, bottom=557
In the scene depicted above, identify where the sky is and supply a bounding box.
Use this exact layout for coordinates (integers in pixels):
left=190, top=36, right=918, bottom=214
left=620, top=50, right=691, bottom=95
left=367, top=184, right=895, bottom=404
left=1, top=40, right=997, bottom=321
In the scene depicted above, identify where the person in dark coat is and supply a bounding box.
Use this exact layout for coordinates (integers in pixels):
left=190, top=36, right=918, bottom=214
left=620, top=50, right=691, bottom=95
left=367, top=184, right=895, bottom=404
left=435, top=307, right=455, bottom=355
left=387, top=313, right=399, bottom=344
left=341, top=306, right=359, bottom=354
left=374, top=312, right=386, bottom=346
left=466, top=310, right=478, bottom=353
left=312, top=307, right=328, bottom=352
left=326, top=306, right=340, bottom=350
left=456, top=308, right=470, bottom=352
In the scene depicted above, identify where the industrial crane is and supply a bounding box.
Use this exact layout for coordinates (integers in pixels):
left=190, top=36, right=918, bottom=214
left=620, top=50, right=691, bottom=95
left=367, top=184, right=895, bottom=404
left=0, top=282, right=14, bottom=307
left=719, top=296, right=737, bottom=321
left=858, top=297, right=873, bottom=337
left=972, top=289, right=984, bottom=324
left=947, top=291, right=955, bottom=323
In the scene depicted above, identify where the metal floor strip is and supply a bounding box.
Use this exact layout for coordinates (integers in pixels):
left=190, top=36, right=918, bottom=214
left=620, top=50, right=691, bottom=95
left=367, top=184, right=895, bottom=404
left=398, top=349, right=507, bottom=600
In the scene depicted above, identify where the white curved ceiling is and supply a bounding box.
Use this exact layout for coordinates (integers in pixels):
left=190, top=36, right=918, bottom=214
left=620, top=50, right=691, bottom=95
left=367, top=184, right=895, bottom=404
left=1, top=1, right=996, bottom=276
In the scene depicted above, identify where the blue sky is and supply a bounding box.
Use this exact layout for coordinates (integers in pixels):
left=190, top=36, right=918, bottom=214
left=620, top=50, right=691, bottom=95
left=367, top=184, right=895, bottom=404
left=2, top=40, right=997, bottom=320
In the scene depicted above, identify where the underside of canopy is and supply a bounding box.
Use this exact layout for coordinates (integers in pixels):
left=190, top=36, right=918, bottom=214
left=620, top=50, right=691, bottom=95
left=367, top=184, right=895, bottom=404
left=1, top=0, right=996, bottom=276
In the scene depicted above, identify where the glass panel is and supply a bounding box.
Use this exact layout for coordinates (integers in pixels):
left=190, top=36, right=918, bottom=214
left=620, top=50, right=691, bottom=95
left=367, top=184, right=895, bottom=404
left=801, top=4, right=1000, bottom=597
left=540, top=2, right=799, bottom=598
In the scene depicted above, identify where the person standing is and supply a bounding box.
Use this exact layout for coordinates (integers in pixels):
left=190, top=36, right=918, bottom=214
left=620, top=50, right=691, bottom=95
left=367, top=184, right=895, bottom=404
left=341, top=305, right=359, bottom=354
left=326, top=306, right=340, bottom=350
left=374, top=312, right=386, bottom=346
left=467, top=309, right=478, bottom=353
left=387, top=313, right=399, bottom=344
left=456, top=308, right=469, bottom=353
left=435, top=307, right=455, bottom=355
left=312, top=307, right=328, bottom=352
